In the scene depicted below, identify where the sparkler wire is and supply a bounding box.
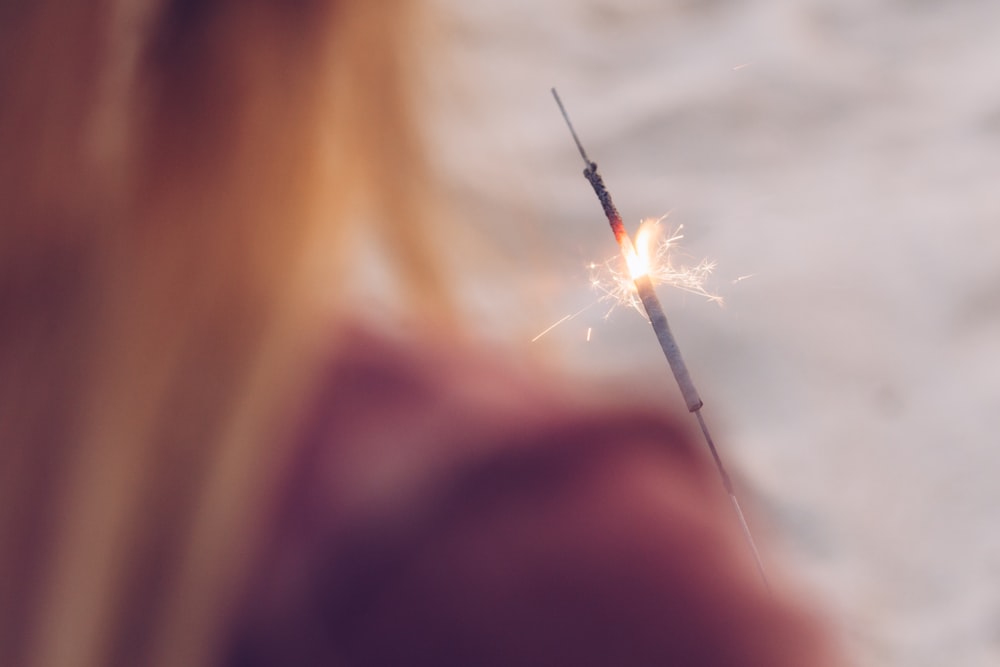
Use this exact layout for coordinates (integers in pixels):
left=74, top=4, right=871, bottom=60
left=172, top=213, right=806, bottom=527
left=552, top=87, right=769, bottom=590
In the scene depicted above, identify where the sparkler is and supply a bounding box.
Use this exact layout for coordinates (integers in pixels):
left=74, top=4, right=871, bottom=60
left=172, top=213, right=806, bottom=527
left=551, top=88, right=769, bottom=589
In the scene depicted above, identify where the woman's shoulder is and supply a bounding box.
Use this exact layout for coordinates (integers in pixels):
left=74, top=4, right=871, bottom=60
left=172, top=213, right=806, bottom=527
left=224, top=324, right=838, bottom=666
left=288, top=322, right=708, bottom=522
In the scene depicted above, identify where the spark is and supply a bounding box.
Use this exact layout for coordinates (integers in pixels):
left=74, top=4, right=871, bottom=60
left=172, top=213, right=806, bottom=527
left=732, top=62, right=754, bottom=71
left=586, top=327, right=592, bottom=342
left=531, top=301, right=597, bottom=342
left=589, top=217, right=723, bottom=319
left=531, top=222, right=719, bottom=342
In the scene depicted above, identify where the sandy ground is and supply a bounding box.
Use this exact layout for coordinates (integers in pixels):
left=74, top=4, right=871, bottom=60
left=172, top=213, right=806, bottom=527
left=424, top=1, right=1000, bottom=665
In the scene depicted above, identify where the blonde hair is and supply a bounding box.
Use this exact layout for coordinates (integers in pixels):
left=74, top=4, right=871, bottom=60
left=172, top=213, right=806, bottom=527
left=0, top=2, right=444, bottom=665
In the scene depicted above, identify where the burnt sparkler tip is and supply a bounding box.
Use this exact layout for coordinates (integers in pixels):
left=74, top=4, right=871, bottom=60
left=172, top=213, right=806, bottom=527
left=551, top=87, right=592, bottom=168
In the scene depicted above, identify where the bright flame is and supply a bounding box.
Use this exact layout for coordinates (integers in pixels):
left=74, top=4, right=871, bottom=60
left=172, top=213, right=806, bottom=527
left=624, top=241, right=645, bottom=279
left=625, top=220, right=657, bottom=279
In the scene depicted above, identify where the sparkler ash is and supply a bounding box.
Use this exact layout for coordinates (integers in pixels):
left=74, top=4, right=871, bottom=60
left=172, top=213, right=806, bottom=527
left=551, top=88, right=768, bottom=589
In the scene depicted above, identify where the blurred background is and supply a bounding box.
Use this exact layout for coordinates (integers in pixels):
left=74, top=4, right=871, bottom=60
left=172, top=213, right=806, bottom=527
left=421, top=1, right=1000, bottom=665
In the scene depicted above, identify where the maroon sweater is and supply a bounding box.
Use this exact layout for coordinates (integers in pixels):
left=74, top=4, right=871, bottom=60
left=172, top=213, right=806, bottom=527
left=224, top=328, right=836, bottom=666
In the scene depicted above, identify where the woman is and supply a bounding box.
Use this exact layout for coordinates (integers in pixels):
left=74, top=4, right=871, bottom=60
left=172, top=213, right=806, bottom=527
left=0, top=1, right=841, bottom=665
